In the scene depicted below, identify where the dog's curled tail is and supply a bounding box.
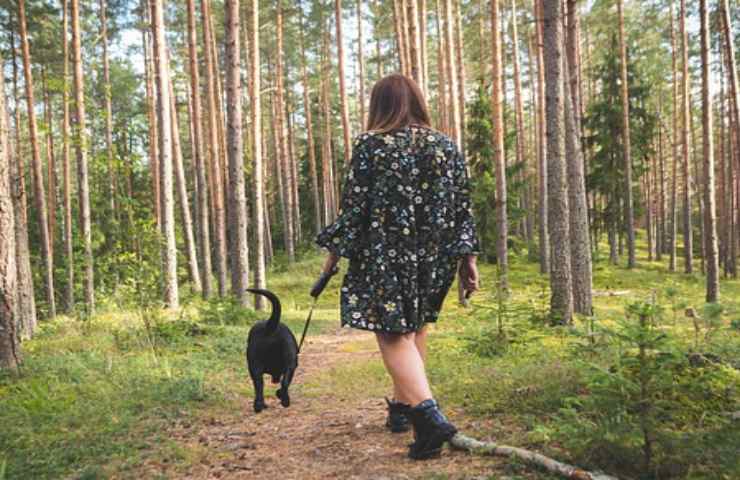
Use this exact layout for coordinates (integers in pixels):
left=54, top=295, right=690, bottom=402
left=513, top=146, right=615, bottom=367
left=246, top=288, right=282, bottom=332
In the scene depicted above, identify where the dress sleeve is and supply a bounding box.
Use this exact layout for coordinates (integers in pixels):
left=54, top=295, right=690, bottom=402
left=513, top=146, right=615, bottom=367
left=315, top=136, right=373, bottom=259
left=448, top=147, right=481, bottom=258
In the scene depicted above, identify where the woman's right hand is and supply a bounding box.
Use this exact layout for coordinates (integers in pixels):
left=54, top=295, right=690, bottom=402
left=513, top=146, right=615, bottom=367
left=458, top=255, right=480, bottom=297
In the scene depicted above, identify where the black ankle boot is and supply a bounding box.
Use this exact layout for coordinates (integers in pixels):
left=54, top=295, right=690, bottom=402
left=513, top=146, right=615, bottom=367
left=384, top=397, right=411, bottom=433
left=406, top=399, right=458, bottom=460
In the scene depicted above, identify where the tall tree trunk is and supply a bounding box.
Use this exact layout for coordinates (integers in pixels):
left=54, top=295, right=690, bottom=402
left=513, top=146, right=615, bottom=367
left=9, top=33, right=36, bottom=337
left=565, top=0, right=582, bottom=143
left=534, top=0, right=549, bottom=274
left=225, top=0, right=249, bottom=305
left=41, top=69, right=56, bottom=255
left=18, top=0, right=56, bottom=318
left=71, top=0, right=94, bottom=312
left=564, top=39, right=592, bottom=316
left=700, top=0, right=719, bottom=302
left=435, top=0, right=449, bottom=133
left=287, top=107, right=302, bottom=244
left=679, top=0, right=694, bottom=274
left=406, top=0, right=423, bottom=89
left=249, top=0, right=266, bottom=309
left=490, top=0, right=508, bottom=290
left=453, top=0, right=466, bottom=150
left=143, top=11, right=160, bottom=229
left=420, top=0, right=429, bottom=94
left=393, top=0, right=408, bottom=73
left=62, top=0, right=74, bottom=311
left=150, top=0, right=178, bottom=308
left=336, top=0, right=353, bottom=174
left=201, top=0, right=228, bottom=296
left=720, top=0, right=740, bottom=273
left=0, top=77, right=20, bottom=371
left=100, top=0, right=116, bottom=217
left=357, top=0, right=367, bottom=127
left=300, top=9, right=322, bottom=237
left=669, top=3, right=679, bottom=272
left=542, top=0, right=573, bottom=325
left=168, top=77, right=202, bottom=294
left=617, top=0, right=636, bottom=269
left=186, top=0, right=212, bottom=298
left=443, top=0, right=461, bottom=146
left=275, top=4, right=295, bottom=262
left=511, top=0, right=533, bottom=257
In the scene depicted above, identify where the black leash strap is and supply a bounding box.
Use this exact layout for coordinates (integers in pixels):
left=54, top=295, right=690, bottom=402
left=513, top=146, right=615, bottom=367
left=298, top=266, right=338, bottom=354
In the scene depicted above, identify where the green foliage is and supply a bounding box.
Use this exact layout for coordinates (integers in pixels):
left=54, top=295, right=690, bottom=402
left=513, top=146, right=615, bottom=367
left=556, top=301, right=739, bottom=479
left=584, top=34, right=657, bottom=243
left=466, top=85, right=528, bottom=263
left=196, top=297, right=260, bottom=326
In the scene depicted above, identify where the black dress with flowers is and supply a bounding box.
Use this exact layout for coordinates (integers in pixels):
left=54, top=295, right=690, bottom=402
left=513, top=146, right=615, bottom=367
left=316, top=125, right=480, bottom=334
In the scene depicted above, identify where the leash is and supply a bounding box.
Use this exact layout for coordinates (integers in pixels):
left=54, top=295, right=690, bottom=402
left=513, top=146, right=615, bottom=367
left=297, top=266, right=339, bottom=354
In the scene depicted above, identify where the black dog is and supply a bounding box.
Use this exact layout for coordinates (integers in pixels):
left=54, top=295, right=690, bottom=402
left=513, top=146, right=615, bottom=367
left=245, top=288, right=298, bottom=413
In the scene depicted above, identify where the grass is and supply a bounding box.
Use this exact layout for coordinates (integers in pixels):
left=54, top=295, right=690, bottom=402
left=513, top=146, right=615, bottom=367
left=1, top=238, right=739, bottom=479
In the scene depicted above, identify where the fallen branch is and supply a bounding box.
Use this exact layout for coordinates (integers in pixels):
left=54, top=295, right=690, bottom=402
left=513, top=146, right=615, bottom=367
left=449, top=433, right=619, bottom=480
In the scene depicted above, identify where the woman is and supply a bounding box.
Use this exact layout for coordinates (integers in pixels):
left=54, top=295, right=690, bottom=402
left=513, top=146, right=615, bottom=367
left=316, top=74, right=480, bottom=460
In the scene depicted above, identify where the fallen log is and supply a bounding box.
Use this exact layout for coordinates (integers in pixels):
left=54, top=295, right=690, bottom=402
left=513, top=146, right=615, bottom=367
left=449, top=433, right=619, bottom=480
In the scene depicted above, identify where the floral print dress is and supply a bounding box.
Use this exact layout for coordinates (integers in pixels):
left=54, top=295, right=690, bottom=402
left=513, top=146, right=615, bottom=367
left=316, top=125, right=480, bottom=334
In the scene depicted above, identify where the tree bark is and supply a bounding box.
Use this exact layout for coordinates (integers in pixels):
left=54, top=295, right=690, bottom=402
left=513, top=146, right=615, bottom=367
left=617, top=0, right=636, bottom=269
left=249, top=0, right=266, bottom=309
left=275, top=3, right=295, bottom=262
left=357, top=0, right=367, bottom=127
left=669, top=3, right=679, bottom=272
left=18, top=0, right=56, bottom=318
left=201, top=0, right=228, bottom=296
left=443, top=0, right=461, bottom=147
left=564, top=43, right=593, bottom=316
left=143, top=8, right=160, bottom=230
left=168, top=77, right=202, bottom=294
left=406, top=0, right=423, bottom=89
left=511, top=0, right=533, bottom=257
left=419, top=0, right=429, bottom=94
left=699, top=0, right=719, bottom=302
left=186, top=0, right=213, bottom=298
left=70, top=0, right=95, bottom=314
left=300, top=8, right=322, bottom=237
left=534, top=0, right=549, bottom=274
left=542, top=0, right=573, bottom=325
left=225, top=0, right=249, bottom=305
left=435, top=0, right=449, bottom=133
left=62, top=0, right=74, bottom=312
left=150, top=0, right=178, bottom=308
left=393, top=0, right=409, bottom=74
left=336, top=0, right=353, bottom=176
left=679, top=0, right=694, bottom=274
left=100, top=0, right=116, bottom=217
left=9, top=34, right=36, bottom=338
left=453, top=0, right=466, bottom=150
left=0, top=78, right=20, bottom=371
left=41, top=69, right=56, bottom=256
left=490, top=0, right=508, bottom=290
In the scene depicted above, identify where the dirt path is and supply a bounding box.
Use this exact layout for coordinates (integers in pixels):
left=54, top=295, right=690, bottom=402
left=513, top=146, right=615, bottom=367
left=139, top=328, right=530, bottom=480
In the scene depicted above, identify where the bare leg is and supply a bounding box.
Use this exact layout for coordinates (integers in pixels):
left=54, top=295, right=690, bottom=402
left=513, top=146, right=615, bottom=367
left=414, top=325, right=428, bottom=361
left=375, top=331, right=433, bottom=406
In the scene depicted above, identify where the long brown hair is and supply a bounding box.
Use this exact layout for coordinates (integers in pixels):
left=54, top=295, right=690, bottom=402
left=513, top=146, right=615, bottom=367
left=366, top=74, right=432, bottom=133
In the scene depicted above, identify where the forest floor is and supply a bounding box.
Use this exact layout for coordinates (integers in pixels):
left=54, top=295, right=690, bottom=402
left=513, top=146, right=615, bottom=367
left=1, top=238, right=739, bottom=480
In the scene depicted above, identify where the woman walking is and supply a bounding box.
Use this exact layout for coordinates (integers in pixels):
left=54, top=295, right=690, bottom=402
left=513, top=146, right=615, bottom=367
left=316, top=74, right=480, bottom=460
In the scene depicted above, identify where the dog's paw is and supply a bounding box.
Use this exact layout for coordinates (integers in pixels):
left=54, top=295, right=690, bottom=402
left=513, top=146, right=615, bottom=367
left=253, top=401, right=267, bottom=413
left=276, top=389, right=290, bottom=407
